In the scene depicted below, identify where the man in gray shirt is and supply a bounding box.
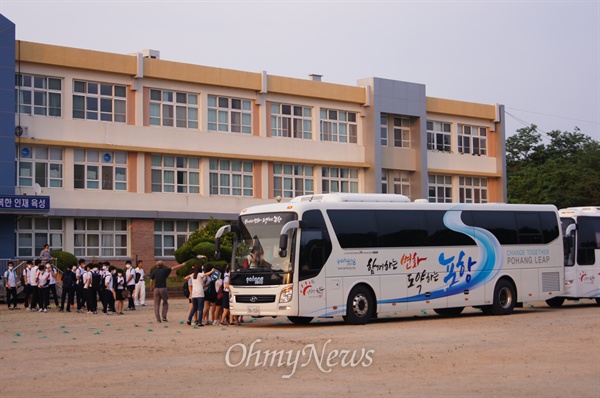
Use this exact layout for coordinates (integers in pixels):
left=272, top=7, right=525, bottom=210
left=150, top=260, right=186, bottom=323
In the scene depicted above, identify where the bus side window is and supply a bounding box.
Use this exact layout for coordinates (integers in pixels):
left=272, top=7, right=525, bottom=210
left=299, top=210, right=332, bottom=281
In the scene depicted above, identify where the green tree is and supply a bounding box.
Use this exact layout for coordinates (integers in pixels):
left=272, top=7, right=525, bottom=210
left=173, top=218, right=233, bottom=264
left=506, top=125, right=600, bottom=208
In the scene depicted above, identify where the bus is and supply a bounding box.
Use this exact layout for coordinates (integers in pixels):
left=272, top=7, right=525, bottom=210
left=546, top=206, right=600, bottom=307
left=215, top=194, right=564, bottom=325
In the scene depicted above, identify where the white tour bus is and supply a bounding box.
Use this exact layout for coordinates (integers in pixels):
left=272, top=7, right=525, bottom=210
left=546, top=206, right=600, bottom=307
left=215, top=194, right=564, bottom=325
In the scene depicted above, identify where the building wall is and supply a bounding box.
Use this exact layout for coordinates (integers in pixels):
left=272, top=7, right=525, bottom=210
left=4, top=40, right=506, bottom=265
left=0, top=15, right=16, bottom=259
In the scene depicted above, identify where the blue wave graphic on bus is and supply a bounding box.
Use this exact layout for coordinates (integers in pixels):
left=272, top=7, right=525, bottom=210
left=379, top=205, right=503, bottom=304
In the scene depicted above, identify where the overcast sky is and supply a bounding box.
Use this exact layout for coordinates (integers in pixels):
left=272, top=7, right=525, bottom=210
left=1, top=0, right=598, bottom=141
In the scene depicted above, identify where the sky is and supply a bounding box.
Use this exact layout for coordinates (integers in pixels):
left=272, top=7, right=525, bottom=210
left=1, top=0, right=598, bottom=142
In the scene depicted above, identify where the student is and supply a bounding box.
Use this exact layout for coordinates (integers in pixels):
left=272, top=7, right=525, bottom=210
left=47, top=263, right=60, bottom=308
left=28, top=259, right=41, bottom=311
left=133, top=260, right=146, bottom=307
left=221, top=265, right=232, bottom=325
left=3, top=262, right=18, bottom=310
left=75, top=259, right=86, bottom=312
left=185, top=262, right=216, bottom=326
left=37, top=263, right=52, bottom=312
left=125, top=260, right=136, bottom=311
left=22, top=260, right=34, bottom=310
left=115, top=269, right=126, bottom=315
left=103, top=266, right=116, bottom=315
left=59, top=265, right=77, bottom=312
left=84, top=265, right=96, bottom=314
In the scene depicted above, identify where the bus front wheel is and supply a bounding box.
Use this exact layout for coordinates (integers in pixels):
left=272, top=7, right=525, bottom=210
left=488, top=279, right=516, bottom=315
left=345, top=285, right=374, bottom=325
left=287, top=316, right=313, bottom=325
left=545, top=297, right=565, bottom=307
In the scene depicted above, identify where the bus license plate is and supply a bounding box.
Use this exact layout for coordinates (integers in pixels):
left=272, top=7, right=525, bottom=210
left=247, top=306, right=260, bottom=315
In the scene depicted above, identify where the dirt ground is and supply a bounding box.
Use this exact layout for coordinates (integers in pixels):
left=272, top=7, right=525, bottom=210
left=0, top=298, right=598, bottom=398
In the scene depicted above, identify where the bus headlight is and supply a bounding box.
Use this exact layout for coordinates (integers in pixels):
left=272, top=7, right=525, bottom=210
left=279, top=286, right=293, bottom=303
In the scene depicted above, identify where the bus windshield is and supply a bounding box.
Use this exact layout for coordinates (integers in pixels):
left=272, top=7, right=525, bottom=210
left=231, top=212, right=297, bottom=277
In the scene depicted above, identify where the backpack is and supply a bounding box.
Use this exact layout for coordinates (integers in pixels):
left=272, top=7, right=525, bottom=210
left=91, top=272, right=102, bottom=289
left=216, top=280, right=223, bottom=300
left=183, top=280, right=190, bottom=298
left=62, top=270, right=73, bottom=287
left=135, top=271, right=141, bottom=283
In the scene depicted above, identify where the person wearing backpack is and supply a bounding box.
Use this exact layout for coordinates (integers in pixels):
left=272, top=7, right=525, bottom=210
left=125, top=261, right=136, bottom=311
left=184, top=262, right=216, bottom=326
left=103, top=266, right=116, bottom=315
left=3, top=262, right=18, bottom=310
left=59, top=264, right=77, bottom=312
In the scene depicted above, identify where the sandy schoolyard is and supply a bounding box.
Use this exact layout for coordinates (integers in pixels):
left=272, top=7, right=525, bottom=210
left=0, top=299, right=598, bottom=397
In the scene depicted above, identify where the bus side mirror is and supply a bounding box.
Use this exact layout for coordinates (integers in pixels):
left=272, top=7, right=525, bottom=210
left=279, top=235, right=288, bottom=257
left=565, top=224, right=576, bottom=236
left=214, top=224, right=235, bottom=260
left=278, top=220, right=303, bottom=257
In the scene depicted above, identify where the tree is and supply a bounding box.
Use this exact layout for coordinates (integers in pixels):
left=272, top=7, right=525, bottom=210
left=506, top=125, right=600, bottom=208
left=173, top=218, right=233, bottom=276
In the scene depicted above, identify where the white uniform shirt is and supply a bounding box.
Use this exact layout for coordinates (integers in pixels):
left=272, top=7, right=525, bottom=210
left=126, top=267, right=136, bottom=286
left=136, top=268, right=145, bottom=283
left=190, top=273, right=206, bottom=298
left=3, top=269, right=17, bottom=287
left=28, top=266, right=38, bottom=286
left=83, top=271, right=92, bottom=289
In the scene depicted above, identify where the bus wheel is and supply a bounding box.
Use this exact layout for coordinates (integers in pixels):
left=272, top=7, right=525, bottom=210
left=489, top=279, right=516, bottom=315
left=433, top=307, right=464, bottom=317
left=545, top=297, right=565, bottom=307
left=287, top=316, right=313, bottom=325
left=345, top=285, right=374, bottom=325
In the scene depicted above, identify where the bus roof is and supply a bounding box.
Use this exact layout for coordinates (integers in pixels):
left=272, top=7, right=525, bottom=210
left=290, top=193, right=411, bottom=203
left=559, top=207, right=600, bottom=218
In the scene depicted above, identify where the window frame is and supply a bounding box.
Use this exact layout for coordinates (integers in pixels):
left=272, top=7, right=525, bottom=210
left=319, top=108, right=358, bottom=144
left=74, top=150, right=128, bottom=191
left=207, top=95, right=252, bottom=133
left=151, top=154, right=200, bottom=194
left=209, top=158, right=254, bottom=196
left=149, top=89, right=199, bottom=128
left=15, top=74, right=62, bottom=117
left=273, top=163, right=314, bottom=198
left=73, top=80, right=126, bottom=123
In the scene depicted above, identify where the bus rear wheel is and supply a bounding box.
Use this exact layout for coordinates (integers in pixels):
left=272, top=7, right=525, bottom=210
left=545, top=297, right=565, bottom=307
left=287, top=316, right=313, bottom=325
left=433, top=307, right=464, bottom=317
left=345, top=285, right=374, bottom=325
left=489, top=279, right=516, bottom=315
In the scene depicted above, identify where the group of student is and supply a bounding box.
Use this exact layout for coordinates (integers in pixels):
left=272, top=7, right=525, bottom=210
left=7, top=258, right=148, bottom=316
left=184, top=260, right=242, bottom=327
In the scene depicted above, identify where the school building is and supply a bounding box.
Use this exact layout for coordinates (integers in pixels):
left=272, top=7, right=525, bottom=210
left=0, top=14, right=506, bottom=265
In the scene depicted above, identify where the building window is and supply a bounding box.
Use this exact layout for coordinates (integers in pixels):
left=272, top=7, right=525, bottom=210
left=151, top=155, right=200, bottom=193
left=382, top=170, right=411, bottom=197
left=209, top=159, right=253, bottom=196
left=74, top=150, right=127, bottom=190
left=15, top=74, right=62, bottom=117
left=16, top=217, right=63, bottom=257
left=154, top=220, right=200, bottom=257
left=322, top=167, right=358, bottom=193
left=74, top=218, right=128, bottom=257
left=459, top=177, right=488, bottom=203
left=392, top=117, right=411, bottom=148
left=270, top=103, right=312, bottom=139
left=273, top=164, right=314, bottom=198
left=427, top=121, right=452, bottom=151
left=320, top=109, right=358, bottom=143
left=380, top=115, right=388, bottom=146
left=73, top=80, right=126, bottom=122
left=207, top=95, right=252, bottom=133
left=17, top=146, right=63, bottom=188
left=428, top=175, right=453, bottom=203
left=458, top=124, right=487, bottom=155
left=149, top=89, right=198, bottom=128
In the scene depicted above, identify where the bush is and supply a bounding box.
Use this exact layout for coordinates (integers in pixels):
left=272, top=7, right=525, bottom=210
left=192, top=241, right=215, bottom=258
left=50, top=250, right=78, bottom=272
left=174, top=243, right=196, bottom=265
